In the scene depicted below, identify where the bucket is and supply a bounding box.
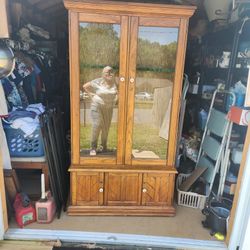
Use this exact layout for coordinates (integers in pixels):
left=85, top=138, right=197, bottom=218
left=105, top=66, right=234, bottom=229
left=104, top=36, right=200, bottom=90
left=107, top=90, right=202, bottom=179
left=204, top=0, right=232, bottom=22
left=202, top=198, right=232, bottom=235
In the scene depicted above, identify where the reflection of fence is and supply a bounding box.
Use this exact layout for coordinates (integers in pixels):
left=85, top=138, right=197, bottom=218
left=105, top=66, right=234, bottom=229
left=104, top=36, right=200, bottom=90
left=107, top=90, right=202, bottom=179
left=80, top=108, right=154, bottom=125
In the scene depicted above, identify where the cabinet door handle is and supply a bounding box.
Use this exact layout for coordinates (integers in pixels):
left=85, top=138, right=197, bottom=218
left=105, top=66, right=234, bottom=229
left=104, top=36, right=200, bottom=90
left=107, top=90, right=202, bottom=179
left=99, top=188, right=104, bottom=193
left=120, top=77, right=125, bottom=82
left=142, top=188, right=147, bottom=193
left=129, top=78, right=135, bottom=83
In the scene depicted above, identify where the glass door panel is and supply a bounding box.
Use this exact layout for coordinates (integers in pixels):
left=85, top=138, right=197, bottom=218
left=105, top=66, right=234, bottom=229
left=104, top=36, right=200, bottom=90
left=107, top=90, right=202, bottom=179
left=79, top=22, right=120, bottom=159
left=132, top=26, right=178, bottom=161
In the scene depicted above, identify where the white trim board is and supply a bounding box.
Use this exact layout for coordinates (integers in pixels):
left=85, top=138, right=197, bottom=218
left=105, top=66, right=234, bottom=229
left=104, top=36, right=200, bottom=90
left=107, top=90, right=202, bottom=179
left=4, top=228, right=227, bottom=250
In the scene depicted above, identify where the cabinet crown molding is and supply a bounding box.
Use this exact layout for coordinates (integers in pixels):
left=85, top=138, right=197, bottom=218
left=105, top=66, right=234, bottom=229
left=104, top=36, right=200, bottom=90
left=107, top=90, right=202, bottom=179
left=64, top=0, right=196, bottom=17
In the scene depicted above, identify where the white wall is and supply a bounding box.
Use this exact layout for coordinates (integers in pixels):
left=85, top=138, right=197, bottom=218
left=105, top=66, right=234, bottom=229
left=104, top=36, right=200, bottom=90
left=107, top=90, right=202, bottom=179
left=242, top=216, right=250, bottom=250
left=229, top=145, right=250, bottom=250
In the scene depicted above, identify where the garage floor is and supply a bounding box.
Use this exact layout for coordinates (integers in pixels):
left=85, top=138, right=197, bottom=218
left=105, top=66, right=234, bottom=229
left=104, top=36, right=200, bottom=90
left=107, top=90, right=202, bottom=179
left=8, top=206, right=214, bottom=241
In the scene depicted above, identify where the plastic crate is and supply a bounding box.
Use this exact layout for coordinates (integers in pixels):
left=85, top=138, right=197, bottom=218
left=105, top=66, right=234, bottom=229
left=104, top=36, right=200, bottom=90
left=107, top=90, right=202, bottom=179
left=176, top=173, right=208, bottom=210
left=4, top=124, right=44, bottom=157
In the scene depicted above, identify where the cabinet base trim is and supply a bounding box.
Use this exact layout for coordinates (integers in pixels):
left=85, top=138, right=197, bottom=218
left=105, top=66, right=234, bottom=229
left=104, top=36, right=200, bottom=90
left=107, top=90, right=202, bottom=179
left=67, top=205, right=176, bottom=216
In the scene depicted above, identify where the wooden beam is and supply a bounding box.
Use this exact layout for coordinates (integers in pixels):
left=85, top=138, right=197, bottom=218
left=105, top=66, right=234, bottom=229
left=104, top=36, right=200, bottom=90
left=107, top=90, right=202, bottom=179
left=0, top=154, right=8, bottom=232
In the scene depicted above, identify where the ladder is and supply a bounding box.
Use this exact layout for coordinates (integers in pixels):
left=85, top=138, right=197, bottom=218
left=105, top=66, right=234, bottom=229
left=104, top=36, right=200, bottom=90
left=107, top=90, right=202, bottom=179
left=196, top=89, right=236, bottom=197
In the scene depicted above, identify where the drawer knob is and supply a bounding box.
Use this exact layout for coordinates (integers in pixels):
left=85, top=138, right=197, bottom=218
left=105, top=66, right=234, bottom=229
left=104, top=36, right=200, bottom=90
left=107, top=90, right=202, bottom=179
left=130, top=78, right=135, bottom=83
left=142, top=188, right=147, bottom=193
left=99, top=188, right=104, bottom=193
left=120, top=77, right=125, bottom=82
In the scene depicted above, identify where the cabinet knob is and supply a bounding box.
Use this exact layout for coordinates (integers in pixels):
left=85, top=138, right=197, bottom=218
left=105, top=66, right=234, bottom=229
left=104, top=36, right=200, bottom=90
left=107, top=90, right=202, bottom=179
left=142, top=188, right=147, bottom=193
left=120, top=77, right=125, bottom=82
left=99, top=188, right=104, bottom=193
left=129, top=78, right=135, bottom=83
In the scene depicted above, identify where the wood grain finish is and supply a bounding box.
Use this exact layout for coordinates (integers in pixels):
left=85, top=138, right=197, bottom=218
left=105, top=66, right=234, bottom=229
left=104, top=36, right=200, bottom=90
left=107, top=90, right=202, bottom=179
left=70, top=167, right=176, bottom=215
left=0, top=155, right=8, bottom=231
left=116, top=15, right=129, bottom=164
left=69, top=11, right=80, bottom=165
left=139, top=17, right=180, bottom=27
left=79, top=12, right=120, bottom=23
left=125, top=16, right=138, bottom=165
left=65, top=0, right=194, bottom=215
left=69, top=165, right=177, bottom=173
left=105, top=172, right=142, bottom=206
left=67, top=205, right=176, bottom=216
left=142, top=173, right=174, bottom=206
left=64, top=0, right=196, bottom=17
left=75, top=172, right=104, bottom=206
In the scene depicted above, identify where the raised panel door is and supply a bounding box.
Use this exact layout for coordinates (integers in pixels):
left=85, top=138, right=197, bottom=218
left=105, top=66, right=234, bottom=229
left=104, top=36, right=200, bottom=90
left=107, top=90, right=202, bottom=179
left=142, top=173, right=175, bottom=206
left=105, top=173, right=142, bottom=206
left=73, top=172, right=104, bottom=206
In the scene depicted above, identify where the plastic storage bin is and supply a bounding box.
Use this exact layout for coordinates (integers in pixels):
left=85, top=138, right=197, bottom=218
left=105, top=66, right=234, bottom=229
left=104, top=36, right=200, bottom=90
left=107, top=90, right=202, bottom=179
left=176, top=173, right=208, bottom=210
left=4, top=124, right=44, bottom=157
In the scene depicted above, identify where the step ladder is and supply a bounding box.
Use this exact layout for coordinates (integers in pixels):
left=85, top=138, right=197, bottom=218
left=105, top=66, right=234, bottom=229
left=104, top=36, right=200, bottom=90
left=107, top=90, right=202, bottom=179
left=196, top=89, right=236, bottom=197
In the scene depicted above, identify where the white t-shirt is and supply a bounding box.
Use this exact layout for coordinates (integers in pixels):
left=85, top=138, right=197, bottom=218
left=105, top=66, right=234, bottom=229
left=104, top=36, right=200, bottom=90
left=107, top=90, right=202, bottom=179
left=90, top=78, right=117, bottom=109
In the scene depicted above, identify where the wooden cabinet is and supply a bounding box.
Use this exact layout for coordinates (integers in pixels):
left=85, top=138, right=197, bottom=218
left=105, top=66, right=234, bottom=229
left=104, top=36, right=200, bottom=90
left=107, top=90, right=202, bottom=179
left=64, top=0, right=195, bottom=216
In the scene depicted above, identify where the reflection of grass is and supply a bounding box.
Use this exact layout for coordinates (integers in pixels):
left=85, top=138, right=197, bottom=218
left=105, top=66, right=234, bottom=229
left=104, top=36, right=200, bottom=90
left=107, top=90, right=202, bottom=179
left=80, top=123, right=167, bottom=159
left=133, top=124, right=167, bottom=159
left=80, top=123, right=117, bottom=149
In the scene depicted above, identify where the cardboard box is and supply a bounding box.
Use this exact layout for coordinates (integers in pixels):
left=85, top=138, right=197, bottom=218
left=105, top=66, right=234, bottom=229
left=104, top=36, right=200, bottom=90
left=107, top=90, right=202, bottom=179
left=228, top=106, right=250, bottom=126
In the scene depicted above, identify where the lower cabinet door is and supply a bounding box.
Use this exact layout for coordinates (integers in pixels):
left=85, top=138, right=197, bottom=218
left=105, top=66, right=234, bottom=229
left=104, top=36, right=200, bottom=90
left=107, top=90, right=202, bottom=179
left=71, top=171, right=104, bottom=206
left=142, top=173, right=174, bottom=206
left=105, top=172, right=142, bottom=206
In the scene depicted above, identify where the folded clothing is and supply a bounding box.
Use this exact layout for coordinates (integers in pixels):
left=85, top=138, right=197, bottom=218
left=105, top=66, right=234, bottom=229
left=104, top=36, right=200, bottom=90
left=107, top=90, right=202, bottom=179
left=7, top=103, right=45, bottom=136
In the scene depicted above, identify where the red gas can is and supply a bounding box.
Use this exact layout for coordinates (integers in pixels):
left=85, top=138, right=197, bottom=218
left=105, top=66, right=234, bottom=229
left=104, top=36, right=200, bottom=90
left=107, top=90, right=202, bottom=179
left=13, top=193, right=36, bottom=228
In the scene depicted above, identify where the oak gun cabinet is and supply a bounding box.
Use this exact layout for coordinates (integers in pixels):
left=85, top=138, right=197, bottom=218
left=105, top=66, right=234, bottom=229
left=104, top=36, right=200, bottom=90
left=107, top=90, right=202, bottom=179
left=64, top=0, right=195, bottom=216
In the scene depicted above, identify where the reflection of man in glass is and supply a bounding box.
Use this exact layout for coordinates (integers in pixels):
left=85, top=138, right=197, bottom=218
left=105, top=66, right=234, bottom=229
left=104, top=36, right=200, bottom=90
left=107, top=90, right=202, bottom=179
left=83, top=66, right=117, bottom=156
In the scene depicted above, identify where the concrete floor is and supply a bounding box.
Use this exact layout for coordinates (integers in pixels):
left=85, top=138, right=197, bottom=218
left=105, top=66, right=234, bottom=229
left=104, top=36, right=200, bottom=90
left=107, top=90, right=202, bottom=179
left=0, top=240, right=54, bottom=250
left=9, top=206, right=214, bottom=241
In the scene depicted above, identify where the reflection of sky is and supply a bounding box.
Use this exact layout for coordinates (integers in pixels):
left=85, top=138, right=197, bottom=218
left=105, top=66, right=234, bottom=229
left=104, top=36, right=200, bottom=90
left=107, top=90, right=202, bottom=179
left=80, top=23, right=178, bottom=45
left=80, top=23, right=120, bottom=36
left=139, top=27, right=178, bottom=45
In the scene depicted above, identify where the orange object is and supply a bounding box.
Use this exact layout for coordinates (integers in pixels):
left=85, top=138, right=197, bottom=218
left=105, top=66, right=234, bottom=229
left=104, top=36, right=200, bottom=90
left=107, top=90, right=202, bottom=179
left=228, top=106, right=250, bottom=126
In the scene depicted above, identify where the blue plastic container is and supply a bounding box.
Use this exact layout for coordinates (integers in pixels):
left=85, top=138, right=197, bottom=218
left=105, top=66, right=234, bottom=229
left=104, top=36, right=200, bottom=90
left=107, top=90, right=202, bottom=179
left=226, top=92, right=245, bottom=112
left=198, top=109, right=208, bottom=131
left=3, top=124, right=45, bottom=157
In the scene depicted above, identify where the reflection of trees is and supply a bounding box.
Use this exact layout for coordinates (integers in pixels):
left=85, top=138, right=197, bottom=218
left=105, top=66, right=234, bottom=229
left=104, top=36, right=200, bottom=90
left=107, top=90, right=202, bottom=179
left=137, top=39, right=177, bottom=80
left=79, top=23, right=177, bottom=83
left=79, top=23, right=120, bottom=82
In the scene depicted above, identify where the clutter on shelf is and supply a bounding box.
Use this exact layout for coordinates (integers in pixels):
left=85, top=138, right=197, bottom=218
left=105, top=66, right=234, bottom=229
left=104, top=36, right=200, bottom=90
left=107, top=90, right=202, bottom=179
left=177, top=89, right=235, bottom=212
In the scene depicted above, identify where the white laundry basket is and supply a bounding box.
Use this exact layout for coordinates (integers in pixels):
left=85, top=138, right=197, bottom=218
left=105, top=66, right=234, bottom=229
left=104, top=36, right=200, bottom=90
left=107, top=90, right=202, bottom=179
left=176, top=173, right=208, bottom=210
